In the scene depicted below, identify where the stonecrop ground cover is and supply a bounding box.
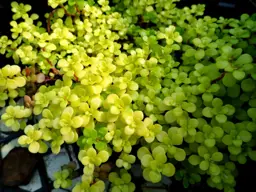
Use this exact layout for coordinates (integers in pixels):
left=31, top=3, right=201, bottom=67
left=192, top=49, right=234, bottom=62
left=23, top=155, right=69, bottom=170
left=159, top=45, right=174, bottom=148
left=0, top=0, right=256, bottom=191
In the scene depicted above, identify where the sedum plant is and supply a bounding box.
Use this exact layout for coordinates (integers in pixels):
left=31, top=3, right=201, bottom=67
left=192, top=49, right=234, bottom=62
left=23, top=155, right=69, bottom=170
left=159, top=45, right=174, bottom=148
left=0, top=0, right=256, bottom=191
left=53, top=161, right=77, bottom=189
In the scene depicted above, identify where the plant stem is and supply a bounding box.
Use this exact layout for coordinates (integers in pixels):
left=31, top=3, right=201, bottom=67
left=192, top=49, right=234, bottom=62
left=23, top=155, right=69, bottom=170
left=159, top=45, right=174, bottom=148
left=45, top=58, right=53, bottom=66
left=60, top=4, right=76, bottom=17
left=47, top=10, right=56, bottom=33
left=74, top=74, right=79, bottom=81
left=211, top=72, right=226, bottom=84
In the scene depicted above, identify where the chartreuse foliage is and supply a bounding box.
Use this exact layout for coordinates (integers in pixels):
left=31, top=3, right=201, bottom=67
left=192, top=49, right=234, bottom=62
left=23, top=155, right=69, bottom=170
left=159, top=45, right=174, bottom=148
left=1, top=0, right=256, bottom=191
